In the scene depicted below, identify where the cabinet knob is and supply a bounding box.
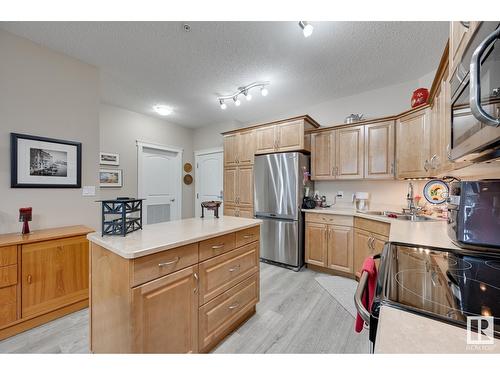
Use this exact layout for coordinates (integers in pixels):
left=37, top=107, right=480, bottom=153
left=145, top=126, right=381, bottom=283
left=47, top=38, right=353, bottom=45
left=27, top=274, right=32, bottom=284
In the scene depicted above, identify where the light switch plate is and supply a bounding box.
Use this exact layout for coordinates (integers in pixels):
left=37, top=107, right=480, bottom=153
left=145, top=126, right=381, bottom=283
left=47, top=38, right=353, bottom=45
left=82, top=186, right=96, bottom=196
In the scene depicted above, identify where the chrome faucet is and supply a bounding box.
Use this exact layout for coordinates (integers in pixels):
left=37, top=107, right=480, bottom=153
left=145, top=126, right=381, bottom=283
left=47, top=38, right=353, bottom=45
left=405, top=182, right=421, bottom=217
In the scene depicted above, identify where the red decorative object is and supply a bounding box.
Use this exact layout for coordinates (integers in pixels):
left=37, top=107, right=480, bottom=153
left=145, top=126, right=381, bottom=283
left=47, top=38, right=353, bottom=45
left=19, top=207, right=32, bottom=234
left=411, top=88, right=429, bottom=108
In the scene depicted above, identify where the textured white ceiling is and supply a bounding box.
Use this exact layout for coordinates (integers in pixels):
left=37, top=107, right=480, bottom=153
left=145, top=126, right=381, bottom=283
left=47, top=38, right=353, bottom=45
left=0, top=21, right=448, bottom=128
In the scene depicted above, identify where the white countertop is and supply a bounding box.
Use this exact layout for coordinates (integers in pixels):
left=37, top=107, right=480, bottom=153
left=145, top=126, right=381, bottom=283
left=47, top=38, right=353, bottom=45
left=87, top=216, right=262, bottom=259
left=375, top=305, right=500, bottom=353
left=302, top=207, right=460, bottom=250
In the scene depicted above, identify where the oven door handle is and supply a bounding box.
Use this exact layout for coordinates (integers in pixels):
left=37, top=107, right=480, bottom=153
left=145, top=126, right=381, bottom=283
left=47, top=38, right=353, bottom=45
left=470, top=26, right=500, bottom=127
left=354, top=271, right=371, bottom=327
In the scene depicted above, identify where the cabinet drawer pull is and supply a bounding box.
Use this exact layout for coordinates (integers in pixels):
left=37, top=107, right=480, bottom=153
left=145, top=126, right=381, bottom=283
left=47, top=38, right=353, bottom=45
left=229, top=264, right=240, bottom=272
left=228, top=302, right=240, bottom=310
left=193, top=272, right=199, bottom=294
left=158, top=257, right=180, bottom=267
left=242, top=234, right=254, bottom=239
left=211, top=244, right=225, bottom=249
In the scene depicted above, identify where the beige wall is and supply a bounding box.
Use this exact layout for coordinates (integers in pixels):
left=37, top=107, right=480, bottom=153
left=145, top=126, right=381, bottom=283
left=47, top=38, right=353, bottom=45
left=99, top=104, right=195, bottom=219
left=0, top=30, right=100, bottom=234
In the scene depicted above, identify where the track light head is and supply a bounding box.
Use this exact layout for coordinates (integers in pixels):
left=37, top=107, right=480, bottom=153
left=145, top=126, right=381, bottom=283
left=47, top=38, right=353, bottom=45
left=261, top=87, right=269, bottom=97
left=219, top=100, right=227, bottom=110
left=299, top=21, right=313, bottom=38
left=244, top=90, right=252, bottom=101
left=233, top=96, right=241, bottom=106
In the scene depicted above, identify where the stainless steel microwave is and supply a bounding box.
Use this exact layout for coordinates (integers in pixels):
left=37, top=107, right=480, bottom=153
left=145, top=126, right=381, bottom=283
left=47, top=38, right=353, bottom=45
left=450, top=22, right=500, bottom=162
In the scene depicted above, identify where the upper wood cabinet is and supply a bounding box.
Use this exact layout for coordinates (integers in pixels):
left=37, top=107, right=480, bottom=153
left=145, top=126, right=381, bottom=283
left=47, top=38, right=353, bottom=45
left=21, top=236, right=89, bottom=318
left=132, top=265, right=199, bottom=353
left=311, top=131, right=334, bottom=180
left=449, top=21, right=479, bottom=75
left=223, top=129, right=255, bottom=166
left=364, top=121, right=395, bottom=179
left=311, top=120, right=394, bottom=181
left=396, top=107, right=432, bottom=179
left=254, top=117, right=319, bottom=154
left=335, top=125, right=364, bottom=179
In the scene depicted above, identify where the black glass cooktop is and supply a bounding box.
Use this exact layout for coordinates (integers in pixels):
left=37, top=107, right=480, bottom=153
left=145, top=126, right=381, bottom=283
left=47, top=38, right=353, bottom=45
left=376, top=243, right=500, bottom=334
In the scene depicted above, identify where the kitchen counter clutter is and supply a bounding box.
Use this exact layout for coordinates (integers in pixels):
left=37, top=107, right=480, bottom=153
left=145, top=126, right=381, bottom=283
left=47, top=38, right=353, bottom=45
left=87, top=216, right=262, bottom=353
left=375, top=305, right=500, bottom=353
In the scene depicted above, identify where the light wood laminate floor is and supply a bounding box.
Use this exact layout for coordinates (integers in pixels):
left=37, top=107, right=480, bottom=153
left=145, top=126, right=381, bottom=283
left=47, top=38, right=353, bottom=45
left=0, top=262, right=369, bottom=354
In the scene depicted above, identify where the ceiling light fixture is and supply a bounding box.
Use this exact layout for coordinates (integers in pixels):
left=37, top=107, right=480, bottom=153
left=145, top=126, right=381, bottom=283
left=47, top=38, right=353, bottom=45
left=217, top=81, right=270, bottom=110
left=153, top=104, right=173, bottom=116
left=299, top=21, right=313, bottom=38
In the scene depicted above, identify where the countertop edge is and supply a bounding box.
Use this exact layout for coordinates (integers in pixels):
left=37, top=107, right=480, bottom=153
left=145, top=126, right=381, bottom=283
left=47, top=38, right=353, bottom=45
left=87, top=221, right=261, bottom=259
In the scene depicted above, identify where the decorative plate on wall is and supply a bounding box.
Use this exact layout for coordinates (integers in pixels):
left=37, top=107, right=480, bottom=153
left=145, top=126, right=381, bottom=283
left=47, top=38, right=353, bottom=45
left=183, top=174, right=193, bottom=185
left=184, top=163, right=192, bottom=173
left=423, top=179, right=449, bottom=204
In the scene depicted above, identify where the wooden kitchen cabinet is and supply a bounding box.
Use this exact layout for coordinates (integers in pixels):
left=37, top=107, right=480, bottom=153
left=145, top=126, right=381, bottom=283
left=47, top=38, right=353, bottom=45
left=237, top=165, right=254, bottom=206
left=335, top=125, right=364, bottom=179
left=353, top=218, right=390, bottom=278
left=364, top=121, right=395, bottom=179
left=396, top=106, right=432, bottom=179
left=132, top=265, right=199, bottom=353
left=21, top=236, right=89, bottom=318
left=255, top=125, right=278, bottom=154
left=223, top=165, right=253, bottom=216
left=305, top=222, right=328, bottom=267
left=311, top=131, right=335, bottom=180
left=223, top=167, right=238, bottom=206
left=223, top=129, right=255, bottom=167
left=449, top=21, right=479, bottom=75
left=305, top=214, right=354, bottom=276
left=326, top=225, right=354, bottom=274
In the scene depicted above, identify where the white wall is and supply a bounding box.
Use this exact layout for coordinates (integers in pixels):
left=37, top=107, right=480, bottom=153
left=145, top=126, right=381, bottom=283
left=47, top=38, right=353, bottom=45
left=0, top=30, right=100, bottom=234
left=99, top=104, right=195, bottom=219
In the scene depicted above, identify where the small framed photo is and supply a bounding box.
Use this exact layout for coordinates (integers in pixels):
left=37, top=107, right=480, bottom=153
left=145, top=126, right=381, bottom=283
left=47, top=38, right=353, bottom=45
left=11, top=133, right=82, bottom=188
left=99, top=152, right=120, bottom=166
left=99, top=169, right=123, bottom=188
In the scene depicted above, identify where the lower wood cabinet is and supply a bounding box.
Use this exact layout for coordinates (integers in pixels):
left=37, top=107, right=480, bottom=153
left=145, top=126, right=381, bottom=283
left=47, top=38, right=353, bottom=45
left=305, top=214, right=354, bottom=275
left=353, top=218, right=390, bottom=278
left=132, top=265, right=199, bottom=353
left=0, top=226, right=92, bottom=341
left=21, top=236, right=89, bottom=318
left=90, top=225, right=261, bottom=353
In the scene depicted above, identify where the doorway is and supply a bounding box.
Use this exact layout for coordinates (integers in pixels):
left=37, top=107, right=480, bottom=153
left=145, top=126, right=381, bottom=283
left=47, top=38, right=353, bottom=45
left=137, top=141, right=182, bottom=224
left=194, top=148, right=223, bottom=218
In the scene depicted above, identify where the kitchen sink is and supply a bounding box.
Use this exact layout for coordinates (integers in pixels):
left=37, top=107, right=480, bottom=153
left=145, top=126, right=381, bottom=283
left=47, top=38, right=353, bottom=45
left=358, top=210, right=438, bottom=222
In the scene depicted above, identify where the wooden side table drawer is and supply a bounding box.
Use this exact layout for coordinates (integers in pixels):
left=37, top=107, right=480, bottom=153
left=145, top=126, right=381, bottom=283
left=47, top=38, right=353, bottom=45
left=199, top=233, right=236, bottom=262
left=0, top=246, right=17, bottom=267
left=0, top=265, right=17, bottom=288
left=306, top=213, right=353, bottom=226
left=199, top=273, right=259, bottom=352
left=235, top=226, right=260, bottom=248
left=132, top=243, right=198, bottom=287
left=199, top=242, right=259, bottom=305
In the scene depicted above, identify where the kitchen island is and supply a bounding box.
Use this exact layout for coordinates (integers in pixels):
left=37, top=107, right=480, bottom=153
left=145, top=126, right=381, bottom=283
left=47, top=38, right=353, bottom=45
left=87, top=216, right=261, bottom=353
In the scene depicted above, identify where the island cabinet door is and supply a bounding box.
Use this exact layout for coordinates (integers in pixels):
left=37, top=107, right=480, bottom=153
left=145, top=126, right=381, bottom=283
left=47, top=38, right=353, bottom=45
left=132, top=265, right=199, bottom=353
left=21, top=236, right=89, bottom=318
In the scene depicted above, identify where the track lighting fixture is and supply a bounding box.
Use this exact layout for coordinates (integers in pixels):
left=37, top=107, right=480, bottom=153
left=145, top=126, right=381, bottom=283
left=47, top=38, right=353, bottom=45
left=299, top=21, right=313, bottom=38
left=217, top=81, right=270, bottom=109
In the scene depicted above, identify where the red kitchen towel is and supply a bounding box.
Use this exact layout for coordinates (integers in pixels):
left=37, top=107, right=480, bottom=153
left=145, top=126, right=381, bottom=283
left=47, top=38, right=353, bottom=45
left=355, top=257, right=377, bottom=333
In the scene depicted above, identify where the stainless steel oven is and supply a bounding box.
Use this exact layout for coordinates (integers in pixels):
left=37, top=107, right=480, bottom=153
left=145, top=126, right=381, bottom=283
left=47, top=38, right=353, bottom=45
left=450, top=22, right=500, bottom=162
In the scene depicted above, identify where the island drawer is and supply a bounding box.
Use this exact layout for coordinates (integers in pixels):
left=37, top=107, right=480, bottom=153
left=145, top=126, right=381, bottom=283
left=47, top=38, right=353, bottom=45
left=354, top=217, right=390, bottom=237
left=132, top=243, right=199, bottom=287
left=0, top=246, right=17, bottom=267
left=235, top=226, right=260, bottom=248
left=305, top=213, right=353, bottom=226
left=199, top=272, right=259, bottom=352
left=0, top=286, right=17, bottom=327
left=0, top=265, right=17, bottom=288
left=198, top=242, right=259, bottom=305
left=199, top=233, right=236, bottom=262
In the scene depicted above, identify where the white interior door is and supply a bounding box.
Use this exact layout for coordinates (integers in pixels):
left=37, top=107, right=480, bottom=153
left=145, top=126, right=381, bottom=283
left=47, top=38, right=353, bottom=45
left=195, top=148, right=223, bottom=218
left=138, top=142, right=182, bottom=224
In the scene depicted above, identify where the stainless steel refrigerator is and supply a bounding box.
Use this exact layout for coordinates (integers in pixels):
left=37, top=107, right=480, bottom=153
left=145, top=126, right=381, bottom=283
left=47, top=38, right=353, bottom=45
left=254, top=152, right=312, bottom=270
